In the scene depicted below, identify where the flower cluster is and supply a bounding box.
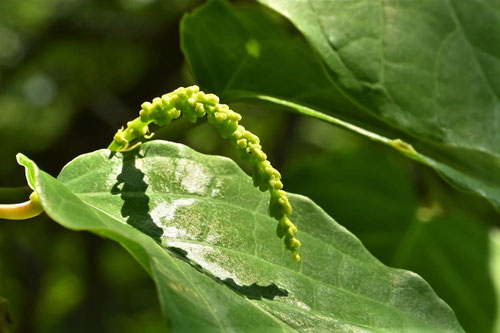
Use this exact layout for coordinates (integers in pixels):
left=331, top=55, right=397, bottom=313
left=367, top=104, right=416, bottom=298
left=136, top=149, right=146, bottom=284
left=108, top=86, right=301, bottom=261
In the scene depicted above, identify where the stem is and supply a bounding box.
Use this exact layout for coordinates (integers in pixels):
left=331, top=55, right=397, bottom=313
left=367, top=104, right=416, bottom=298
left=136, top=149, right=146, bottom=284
left=0, top=192, right=44, bottom=220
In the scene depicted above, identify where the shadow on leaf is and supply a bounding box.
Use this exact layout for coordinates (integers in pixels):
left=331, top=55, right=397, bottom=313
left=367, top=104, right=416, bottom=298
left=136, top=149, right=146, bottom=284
left=168, top=246, right=288, bottom=301
left=111, top=150, right=163, bottom=240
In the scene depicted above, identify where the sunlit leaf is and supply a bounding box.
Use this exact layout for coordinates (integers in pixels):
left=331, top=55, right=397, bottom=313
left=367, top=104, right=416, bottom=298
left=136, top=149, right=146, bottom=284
left=17, top=141, right=463, bottom=331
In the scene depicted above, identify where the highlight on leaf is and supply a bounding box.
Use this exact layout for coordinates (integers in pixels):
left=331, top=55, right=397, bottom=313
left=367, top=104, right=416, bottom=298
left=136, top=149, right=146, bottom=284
left=108, top=86, right=301, bottom=261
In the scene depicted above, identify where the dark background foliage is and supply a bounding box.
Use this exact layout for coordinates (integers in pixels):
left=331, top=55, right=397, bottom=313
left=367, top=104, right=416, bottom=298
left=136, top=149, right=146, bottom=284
left=0, top=1, right=498, bottom=332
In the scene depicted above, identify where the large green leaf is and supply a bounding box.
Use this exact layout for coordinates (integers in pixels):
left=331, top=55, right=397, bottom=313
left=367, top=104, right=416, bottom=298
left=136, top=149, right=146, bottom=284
left=258, top=0, right=500, bottom=155
left=17, top=141, right=463, bottom=331
left=180, top=0, right=500, bottom=210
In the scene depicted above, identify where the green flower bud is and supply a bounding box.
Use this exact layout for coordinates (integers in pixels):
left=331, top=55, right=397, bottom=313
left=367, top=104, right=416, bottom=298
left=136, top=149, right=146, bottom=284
left=107, top=86, right=300, bottom=261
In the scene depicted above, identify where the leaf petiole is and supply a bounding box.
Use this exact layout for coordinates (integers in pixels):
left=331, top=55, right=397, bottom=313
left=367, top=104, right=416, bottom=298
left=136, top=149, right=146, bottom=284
left=0, top=192, right=43, bottom=220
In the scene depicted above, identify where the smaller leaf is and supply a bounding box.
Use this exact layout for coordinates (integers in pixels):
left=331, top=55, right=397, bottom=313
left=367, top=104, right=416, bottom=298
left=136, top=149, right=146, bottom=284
left=17, top=141, right=463, bottom=331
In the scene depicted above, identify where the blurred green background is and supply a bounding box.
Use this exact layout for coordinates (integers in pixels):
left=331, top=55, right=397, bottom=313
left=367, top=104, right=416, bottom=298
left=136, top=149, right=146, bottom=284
left=0, top=0, right=499, bottom=332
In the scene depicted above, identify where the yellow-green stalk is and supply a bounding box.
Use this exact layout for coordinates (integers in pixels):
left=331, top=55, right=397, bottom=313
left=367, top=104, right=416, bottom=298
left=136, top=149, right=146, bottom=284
left=0, top=192, right=43, bottom=220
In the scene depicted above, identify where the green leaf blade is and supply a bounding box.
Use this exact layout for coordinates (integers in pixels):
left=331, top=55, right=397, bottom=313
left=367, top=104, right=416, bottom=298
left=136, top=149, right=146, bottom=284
left=17, top=141, right=463, bottom=331
left=180, top=0, right=500, bottom=211
left=258, top=0, right=500, bottom=155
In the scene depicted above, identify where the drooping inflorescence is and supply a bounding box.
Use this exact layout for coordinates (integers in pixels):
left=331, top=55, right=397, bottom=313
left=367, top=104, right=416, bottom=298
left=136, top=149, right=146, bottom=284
left=108, top=86, right=301, bottom=261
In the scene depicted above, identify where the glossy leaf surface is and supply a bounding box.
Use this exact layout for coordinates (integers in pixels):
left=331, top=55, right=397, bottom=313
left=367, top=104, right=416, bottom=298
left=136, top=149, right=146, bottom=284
left=17, top=141, right=462, bottom=332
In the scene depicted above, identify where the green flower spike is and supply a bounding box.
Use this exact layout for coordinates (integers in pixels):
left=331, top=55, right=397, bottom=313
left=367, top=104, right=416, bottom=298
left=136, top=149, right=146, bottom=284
left=108, top=86, right=301, bottom=261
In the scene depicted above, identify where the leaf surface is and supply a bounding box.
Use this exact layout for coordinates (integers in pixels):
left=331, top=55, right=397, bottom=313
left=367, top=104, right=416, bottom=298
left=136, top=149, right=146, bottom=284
left=17, top=141, right=463, bottom=332
left=259, top=0, right=500, bottom=155
left=180, top=0, right=500, bottom=210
